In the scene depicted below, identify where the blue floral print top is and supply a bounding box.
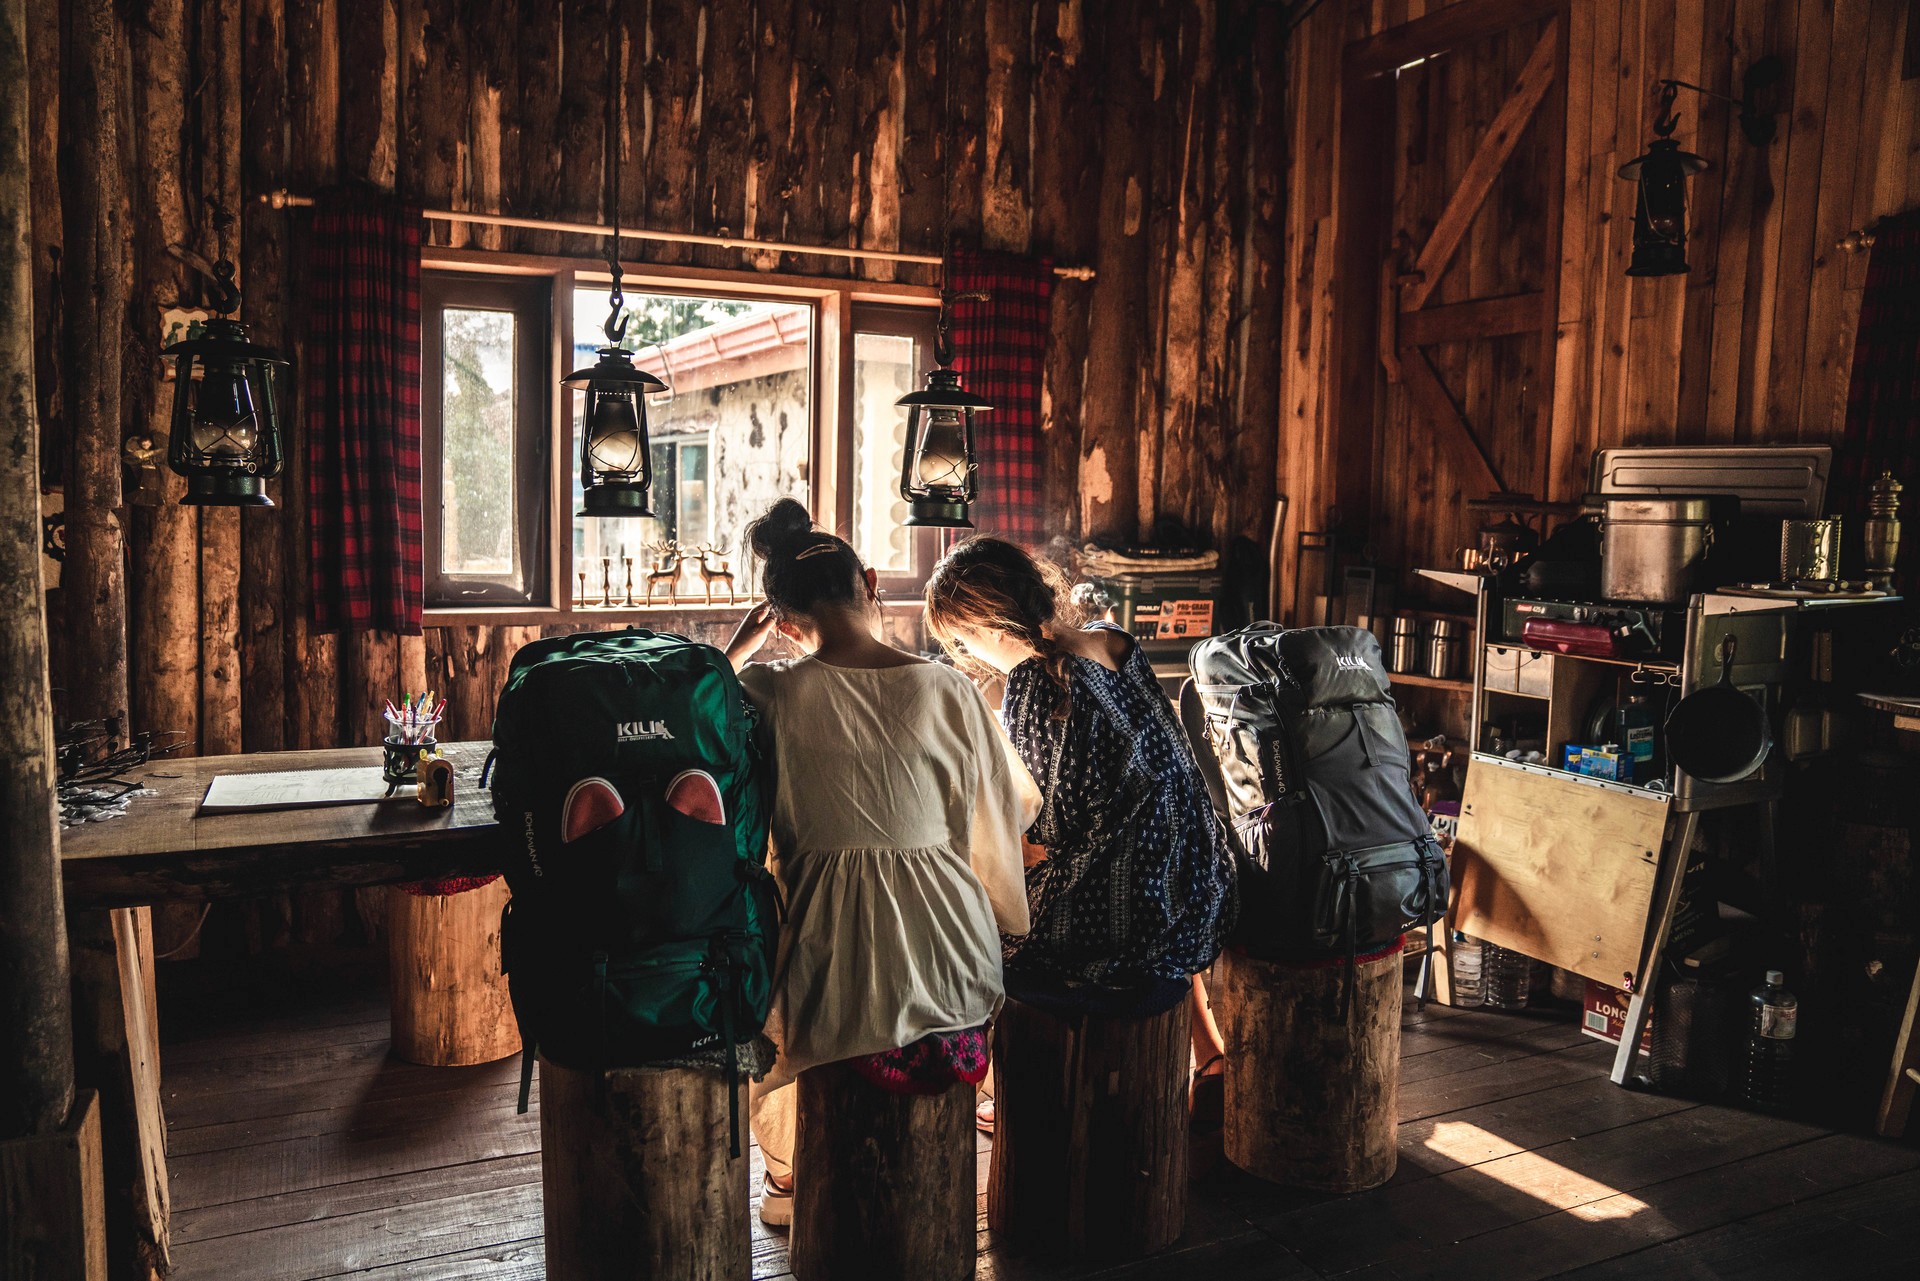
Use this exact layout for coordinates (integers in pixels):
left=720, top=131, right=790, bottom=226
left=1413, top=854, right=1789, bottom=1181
left=1000, top=624, right=1236, bottom=986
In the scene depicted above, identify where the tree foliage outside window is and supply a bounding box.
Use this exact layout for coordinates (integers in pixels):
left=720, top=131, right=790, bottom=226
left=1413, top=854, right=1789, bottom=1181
left=441, top=307, right=517, bottom=580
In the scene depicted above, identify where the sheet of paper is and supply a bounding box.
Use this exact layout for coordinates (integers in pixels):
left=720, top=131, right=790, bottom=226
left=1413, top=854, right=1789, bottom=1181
left=200, top=767, right=397, bottom=814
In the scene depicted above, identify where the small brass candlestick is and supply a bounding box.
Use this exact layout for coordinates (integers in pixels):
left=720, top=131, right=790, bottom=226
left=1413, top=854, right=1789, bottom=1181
left=623, top=556, right=635, bottom=606
left=601, top=556, right=613, bottom=607
left=577, top=570, right=587, bottom=607
left=1864, top=469, right=1903, bottom=590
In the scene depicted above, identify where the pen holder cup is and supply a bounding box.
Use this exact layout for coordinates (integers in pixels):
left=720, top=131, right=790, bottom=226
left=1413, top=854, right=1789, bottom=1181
left=382, top=736, right=437, bottom=793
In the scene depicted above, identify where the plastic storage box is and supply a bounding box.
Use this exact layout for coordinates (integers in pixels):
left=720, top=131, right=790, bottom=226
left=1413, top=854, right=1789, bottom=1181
left=1088, top=571, right=1224, bottom=659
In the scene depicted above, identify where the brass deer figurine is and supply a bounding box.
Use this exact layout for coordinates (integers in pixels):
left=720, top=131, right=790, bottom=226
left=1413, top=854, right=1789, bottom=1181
left=687, top=543, right=737, bottom=605
left=643, top=540, right=684, bottom=604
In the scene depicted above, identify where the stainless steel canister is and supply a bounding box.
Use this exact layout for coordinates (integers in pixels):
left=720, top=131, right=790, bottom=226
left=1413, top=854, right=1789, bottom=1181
left=1424, top=618, right=1463, bottom=680
left=1388, top=615, right=1421, bottom=674
left=1599, top=496, right=1715, bottom=604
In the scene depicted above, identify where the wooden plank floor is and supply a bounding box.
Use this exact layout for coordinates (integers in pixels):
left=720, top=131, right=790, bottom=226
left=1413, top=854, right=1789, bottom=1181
left=155, top=971, right=1920, bottom=1280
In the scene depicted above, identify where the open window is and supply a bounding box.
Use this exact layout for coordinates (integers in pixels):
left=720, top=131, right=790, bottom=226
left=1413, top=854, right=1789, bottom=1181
left=567, top=285, right=815, bottom=603
left=421, top=272, right=552, bottom=608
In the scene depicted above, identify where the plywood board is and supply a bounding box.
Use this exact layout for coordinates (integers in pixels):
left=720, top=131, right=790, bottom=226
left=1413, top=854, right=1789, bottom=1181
left=1453, top=758, right=1670, bottom=989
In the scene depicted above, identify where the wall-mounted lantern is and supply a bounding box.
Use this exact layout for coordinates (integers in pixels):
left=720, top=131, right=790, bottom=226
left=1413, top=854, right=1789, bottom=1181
left=1620, top=58, right=1783, bottom=278
left=161, top=237, right=287, bottom=505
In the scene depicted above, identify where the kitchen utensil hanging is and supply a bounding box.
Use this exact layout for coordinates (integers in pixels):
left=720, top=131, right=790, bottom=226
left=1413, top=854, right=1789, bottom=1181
left=1663, top=634, right=1772, bottom=783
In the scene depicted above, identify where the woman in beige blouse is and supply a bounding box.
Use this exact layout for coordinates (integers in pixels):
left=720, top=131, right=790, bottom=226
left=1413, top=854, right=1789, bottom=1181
left=723, top=499, right=1035, bottom=1226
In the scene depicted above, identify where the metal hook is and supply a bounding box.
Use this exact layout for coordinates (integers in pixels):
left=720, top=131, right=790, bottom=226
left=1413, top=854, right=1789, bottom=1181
left=603, top=276, right=627, bottom=347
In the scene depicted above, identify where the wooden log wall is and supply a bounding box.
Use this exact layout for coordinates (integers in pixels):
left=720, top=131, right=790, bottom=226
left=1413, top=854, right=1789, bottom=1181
left=24, top=0, right=1289, bottom=761
left=1280, top=0, right=1920, bottom=598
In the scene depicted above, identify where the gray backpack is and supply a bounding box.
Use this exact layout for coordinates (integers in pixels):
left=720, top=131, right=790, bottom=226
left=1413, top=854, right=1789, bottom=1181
left=1181, top=625, right=1447, bottom=983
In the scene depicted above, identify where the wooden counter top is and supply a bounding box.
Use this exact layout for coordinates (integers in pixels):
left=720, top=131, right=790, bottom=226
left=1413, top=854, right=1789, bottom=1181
left=59, top=741, right=503, bottom=908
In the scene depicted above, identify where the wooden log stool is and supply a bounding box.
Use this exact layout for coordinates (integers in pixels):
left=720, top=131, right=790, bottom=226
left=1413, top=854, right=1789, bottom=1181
left=539, top=1057, right=749, bottom=1281
left=986, top=996, right=1191, bottom=1261
left=385, top=877, right=521, bottom=1067
left=1217, top=942, right=1403, bottom=1192
left=790, top=1059, right=976, bottom=1281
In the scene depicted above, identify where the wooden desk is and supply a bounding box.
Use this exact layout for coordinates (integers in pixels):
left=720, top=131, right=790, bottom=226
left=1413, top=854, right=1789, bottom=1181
left=57, top=742, right=506, bottom=1270
left=59, top=741, right=501, bottom=908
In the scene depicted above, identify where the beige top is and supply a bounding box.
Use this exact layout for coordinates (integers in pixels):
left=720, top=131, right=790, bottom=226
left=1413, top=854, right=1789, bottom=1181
left=740, top=655, right=1037, bottom=1087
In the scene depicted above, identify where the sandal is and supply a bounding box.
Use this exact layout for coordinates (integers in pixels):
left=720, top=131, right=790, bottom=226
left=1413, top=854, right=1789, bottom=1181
left=975, top=1094, right=996, bottom=1136
left=758, top=1173, right=793, bottom=1228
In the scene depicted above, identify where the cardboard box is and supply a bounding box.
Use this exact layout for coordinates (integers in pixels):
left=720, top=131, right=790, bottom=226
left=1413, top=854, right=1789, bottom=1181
left=1582, top=979, right=1653, bottom=1052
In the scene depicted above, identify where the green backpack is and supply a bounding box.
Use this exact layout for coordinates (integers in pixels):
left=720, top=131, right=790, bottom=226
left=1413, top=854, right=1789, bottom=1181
left=486, top=629, right=777, bottom=1155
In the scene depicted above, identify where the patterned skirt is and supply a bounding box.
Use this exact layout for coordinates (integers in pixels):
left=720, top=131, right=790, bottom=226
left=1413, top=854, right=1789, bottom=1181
left=850, top=1024, right=992, bottom=1096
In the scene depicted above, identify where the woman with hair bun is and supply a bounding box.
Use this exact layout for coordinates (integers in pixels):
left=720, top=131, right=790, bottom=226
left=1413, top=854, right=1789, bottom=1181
left=924, top=536, right=1237, bottom=1131
left=722, top=499, right=1036, bottom=1227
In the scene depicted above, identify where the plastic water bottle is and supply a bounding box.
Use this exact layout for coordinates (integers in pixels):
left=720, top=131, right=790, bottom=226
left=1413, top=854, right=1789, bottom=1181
left=1741, top=970, right=1797, bottom=1113
left=1481, top=945, right=1533, bottom=1010
left=1450, top=932, right=1485, bottom=1007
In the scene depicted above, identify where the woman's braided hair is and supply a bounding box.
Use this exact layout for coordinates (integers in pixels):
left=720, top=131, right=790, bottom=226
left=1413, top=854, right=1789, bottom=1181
left=924, top=537, right=1085, bottom=718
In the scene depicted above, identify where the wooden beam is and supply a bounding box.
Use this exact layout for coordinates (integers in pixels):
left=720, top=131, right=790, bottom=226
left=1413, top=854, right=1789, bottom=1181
left=0, top=0, right=75, bottom=1143
left=1329, top=67, right=1395, bottom=532
left=1400, top=346, right=1507, bottom=494
left=1343, top=0, right=1559, bottom=79
left=0, top=1091, right=106, bottom=1279
left=1402, top=17, right=1559, bottom=313
left=68, top=910, right=170, bottom=1273
left=1400, top=291, right=1548, bottom=346
left=58, top=0, right=130, bottom=734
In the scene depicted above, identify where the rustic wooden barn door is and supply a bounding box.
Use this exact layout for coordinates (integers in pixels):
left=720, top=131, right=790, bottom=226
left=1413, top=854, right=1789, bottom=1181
left=1331, top=0, right=1566, bottom=578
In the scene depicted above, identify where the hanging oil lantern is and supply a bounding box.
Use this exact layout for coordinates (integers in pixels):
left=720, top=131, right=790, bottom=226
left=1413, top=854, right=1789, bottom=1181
left=161, top=256, right=287, bottom=506
left=896, top=365, right=990, bottom=529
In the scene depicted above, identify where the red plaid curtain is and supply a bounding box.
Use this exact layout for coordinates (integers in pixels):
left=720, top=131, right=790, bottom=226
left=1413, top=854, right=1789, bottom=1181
left=305, top=189, right=425, bottom=634
left=946, top=248, right=1053, bottom=546
left=1836, top=210, right=1920, bottom=596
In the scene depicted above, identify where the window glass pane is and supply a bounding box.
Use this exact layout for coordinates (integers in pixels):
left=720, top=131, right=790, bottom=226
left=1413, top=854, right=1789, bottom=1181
left=440, top=307, right=520, bottom=586
left=851, top=330, right=918, bottom=574
left=572, top=289, right=810, bottom=602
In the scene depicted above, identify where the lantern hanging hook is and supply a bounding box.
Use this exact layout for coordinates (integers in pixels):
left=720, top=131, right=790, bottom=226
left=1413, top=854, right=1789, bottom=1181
left=933, top=289, right=990, bottom=369
left=1651, top=80, right=1681, bottom=138
left=207, top=200, right=241, bottom=316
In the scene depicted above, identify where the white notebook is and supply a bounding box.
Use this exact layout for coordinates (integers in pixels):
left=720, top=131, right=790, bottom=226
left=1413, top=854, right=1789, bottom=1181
left=200, top=767, right=397, bottom=814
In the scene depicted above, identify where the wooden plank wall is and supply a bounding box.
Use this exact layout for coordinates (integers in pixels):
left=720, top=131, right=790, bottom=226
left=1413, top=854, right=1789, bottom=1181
left=1281, top=0, right=1920, bottom=598
left=23, top=0, right=1289, bottom=758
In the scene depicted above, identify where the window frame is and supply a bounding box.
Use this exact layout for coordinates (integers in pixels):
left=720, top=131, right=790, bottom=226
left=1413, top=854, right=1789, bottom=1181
left=419, top=248, right=940, bottom=624
left=851, top=302, right=944, bottom=597
left=420, top=271, right=554, bottom=609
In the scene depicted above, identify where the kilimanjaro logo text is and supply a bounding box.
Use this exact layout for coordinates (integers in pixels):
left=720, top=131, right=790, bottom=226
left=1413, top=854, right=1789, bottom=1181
left=1335, top=656, right=1369, bottom=671
left=616, top=720, right=676, bottom=743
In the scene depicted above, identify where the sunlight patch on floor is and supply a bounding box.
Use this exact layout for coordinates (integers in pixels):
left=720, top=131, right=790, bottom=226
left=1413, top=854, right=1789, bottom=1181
left=1424, top=1120, right=1653, bottom=1221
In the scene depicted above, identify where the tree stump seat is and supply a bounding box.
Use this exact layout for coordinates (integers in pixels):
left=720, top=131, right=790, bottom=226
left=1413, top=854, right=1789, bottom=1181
left=790, top=1058, right=976, bottom=1281
left=385, top=877, right=520, bottom=1067
left=1217, top=943, right=1403, bottom=1193
left=986, top=995, right=1192, bottom=1261
left=539, top=1056, right=749, bottom=1281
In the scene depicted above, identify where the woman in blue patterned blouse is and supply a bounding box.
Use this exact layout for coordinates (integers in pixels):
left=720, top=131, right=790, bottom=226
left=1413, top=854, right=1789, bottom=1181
left=925, top=537, right=1237, bottom=1131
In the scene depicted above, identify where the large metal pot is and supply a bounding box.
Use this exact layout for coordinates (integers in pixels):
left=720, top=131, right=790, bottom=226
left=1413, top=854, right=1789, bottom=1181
left=1599, top=496, right=1715, bottom=604
left=1665, top=634, right=1771, bottom=783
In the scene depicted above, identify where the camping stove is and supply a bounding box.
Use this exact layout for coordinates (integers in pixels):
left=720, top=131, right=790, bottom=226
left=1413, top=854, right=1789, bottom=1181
left=1501, top=596, right=1687, bottom=662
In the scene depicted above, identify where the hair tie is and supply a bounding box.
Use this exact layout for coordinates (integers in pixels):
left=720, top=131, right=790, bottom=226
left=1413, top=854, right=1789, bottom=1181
left=795, top=542, right=838, bottom=561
